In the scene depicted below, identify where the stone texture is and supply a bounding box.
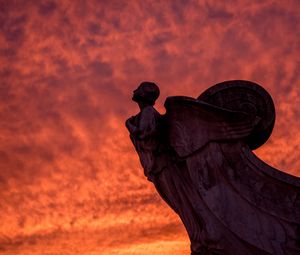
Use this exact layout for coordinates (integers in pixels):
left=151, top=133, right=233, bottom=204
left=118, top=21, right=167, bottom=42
left=126, top=81, right=300, bottom=255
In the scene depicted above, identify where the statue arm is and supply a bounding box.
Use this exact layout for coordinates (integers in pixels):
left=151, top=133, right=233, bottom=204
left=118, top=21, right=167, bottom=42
left=125, top=116, right=138, bottom=135
left=126, top=107, right=158, bottom=140
left=138, top=107, right=157, bottom=139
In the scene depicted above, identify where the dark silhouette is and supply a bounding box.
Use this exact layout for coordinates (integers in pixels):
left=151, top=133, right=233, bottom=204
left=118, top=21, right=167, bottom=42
left=126, top=80, right=300, bottom=255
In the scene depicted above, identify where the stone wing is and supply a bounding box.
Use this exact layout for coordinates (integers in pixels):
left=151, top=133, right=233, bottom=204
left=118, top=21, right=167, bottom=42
left=164, top=96, right=258, bottom=157
left=165, top=95, right=300, bottom=253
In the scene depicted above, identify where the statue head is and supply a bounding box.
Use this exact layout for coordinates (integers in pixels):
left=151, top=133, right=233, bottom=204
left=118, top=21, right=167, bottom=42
left=132, top=81, right=160, bottom=106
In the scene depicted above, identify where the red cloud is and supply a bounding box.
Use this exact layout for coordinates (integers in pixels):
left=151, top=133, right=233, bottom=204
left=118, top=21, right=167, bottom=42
left=0, top=0, right=300, bottom=254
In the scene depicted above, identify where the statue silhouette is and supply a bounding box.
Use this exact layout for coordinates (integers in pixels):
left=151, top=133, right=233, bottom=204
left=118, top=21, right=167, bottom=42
left=126, top=80, right=300, bottom=255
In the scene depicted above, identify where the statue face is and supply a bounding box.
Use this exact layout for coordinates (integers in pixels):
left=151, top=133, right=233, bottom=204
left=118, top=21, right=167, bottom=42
left=132, top=82, right=159, bottom=105
left=132, top=86, right=145, bottom=103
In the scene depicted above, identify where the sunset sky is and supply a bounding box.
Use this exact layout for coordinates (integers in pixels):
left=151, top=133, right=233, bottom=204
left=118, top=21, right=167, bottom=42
left=0, top=0, right=300, bottom=254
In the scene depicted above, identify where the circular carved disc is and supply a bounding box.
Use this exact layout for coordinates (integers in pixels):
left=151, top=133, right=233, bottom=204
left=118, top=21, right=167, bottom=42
left=198, top=80, right=276, bottom=150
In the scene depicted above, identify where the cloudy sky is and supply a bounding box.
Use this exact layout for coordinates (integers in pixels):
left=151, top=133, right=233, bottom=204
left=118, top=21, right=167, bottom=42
left=0, top=0, right=300, bottom=254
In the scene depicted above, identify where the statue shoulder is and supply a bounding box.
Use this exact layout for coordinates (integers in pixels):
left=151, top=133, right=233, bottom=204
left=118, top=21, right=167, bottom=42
left=139, top=106, right=162, bottom=123
left=141, top=105, right=159, bottom=115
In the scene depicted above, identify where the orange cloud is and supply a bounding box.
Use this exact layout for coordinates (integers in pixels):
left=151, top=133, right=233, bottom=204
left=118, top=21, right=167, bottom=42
left=0, top=0, right=300, bottom=254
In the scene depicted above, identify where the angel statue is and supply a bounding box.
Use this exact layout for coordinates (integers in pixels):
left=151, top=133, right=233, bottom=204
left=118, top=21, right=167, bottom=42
left=125, top=80, right=300, bottom=255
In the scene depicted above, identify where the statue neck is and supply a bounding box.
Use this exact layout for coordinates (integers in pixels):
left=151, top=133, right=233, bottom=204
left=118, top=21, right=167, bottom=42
left=138, top=102, right=151, bottom=110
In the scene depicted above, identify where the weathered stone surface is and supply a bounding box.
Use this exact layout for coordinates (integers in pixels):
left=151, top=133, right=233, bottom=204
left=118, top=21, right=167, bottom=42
left=126, top=81, right=300, bottom=255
